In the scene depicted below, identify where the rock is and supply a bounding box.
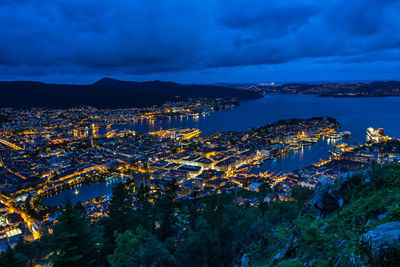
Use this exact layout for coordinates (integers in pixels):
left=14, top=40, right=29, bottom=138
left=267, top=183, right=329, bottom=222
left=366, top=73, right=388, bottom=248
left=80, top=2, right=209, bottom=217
left=363, top=221, right=400, bottom=256
left=338, top=197, right=344, bottom=207
left=335, top=239, right=346, bottom=249
left=336, top=251, right=366, bottom=266
left=240, top=253, right=249, bottom=266
left=366, top=212, right=387, bottom=226
left=320, top=222, right=328, bottom=232
left=348, top=253, right=360, bottom=266
left=366, top=218, right=375, bottom=227
left=313, top=188, right=339, bottom=218
left=270, top=251, right=285, bottom=264
left=378, top=213, right=387, bottom=220
left=313, top=175, right=359, bottom=218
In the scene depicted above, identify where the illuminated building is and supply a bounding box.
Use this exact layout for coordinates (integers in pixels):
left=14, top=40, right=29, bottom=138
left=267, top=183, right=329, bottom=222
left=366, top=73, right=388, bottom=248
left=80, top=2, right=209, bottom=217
left=92, top=124, right=99, bottom=138
left=73, top=129, right=79, bottom=138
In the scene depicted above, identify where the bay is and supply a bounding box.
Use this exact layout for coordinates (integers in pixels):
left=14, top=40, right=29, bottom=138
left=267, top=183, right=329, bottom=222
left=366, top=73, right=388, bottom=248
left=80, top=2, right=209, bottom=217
left=122, top=94, right=400, bottom=172
left=44, top=94, right=400, bottom=204
left=42, top=175, right=127, bottom=206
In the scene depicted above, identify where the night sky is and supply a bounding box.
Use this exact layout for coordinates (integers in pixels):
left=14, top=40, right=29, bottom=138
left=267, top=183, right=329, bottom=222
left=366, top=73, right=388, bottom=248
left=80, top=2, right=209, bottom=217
left=1, top=0, right=400, bottom=84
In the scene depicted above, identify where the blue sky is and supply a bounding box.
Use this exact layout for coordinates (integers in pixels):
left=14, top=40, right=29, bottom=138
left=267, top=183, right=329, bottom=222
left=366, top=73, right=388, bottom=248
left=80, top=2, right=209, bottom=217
left=1, top=0, right=400, bottom=84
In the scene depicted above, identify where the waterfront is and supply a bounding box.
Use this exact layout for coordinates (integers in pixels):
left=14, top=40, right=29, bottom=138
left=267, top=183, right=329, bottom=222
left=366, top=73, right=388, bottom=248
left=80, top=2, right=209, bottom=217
left=125, top=94, right=400, bottom=142
left=42, top=175, right=127, bottom=206
left=119, top=94, right=400, bottom=171
left=41, top=94, right=400, bottom=205
left=261, top=137, right=338, bottom=173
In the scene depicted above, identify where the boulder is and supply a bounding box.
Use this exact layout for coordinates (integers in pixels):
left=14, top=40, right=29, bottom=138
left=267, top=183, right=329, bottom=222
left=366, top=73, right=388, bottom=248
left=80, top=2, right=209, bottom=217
left=313, top=185, right=339, bottom=218
left=363, top=221, right=400, bottom=256
left=313, top=175, right=358, bottom=218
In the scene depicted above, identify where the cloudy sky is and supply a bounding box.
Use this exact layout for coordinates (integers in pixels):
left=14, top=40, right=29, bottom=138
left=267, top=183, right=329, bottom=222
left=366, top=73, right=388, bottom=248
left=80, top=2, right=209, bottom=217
left=1, top=0, right=400, bottom=84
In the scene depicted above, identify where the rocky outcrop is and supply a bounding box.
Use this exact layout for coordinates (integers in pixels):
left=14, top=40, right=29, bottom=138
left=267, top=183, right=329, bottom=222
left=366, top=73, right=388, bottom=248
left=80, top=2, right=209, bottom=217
left=363, top=221, right=400, bottom=256
left=312, top=174, right=359, bottom=218
left=270, top=233, right=300, bottom=264
left=313, top=186, right=340, bottom=218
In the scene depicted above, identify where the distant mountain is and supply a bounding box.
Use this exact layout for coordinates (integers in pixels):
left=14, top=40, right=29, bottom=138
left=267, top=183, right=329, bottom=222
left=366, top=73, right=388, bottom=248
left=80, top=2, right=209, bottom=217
left=92, top=78, right=262, bottom=99
left=0, top=78, right=262, bottom=109
left=242, top=85, right=263, bottom=93
left=260, top=81, right=400, bottom=97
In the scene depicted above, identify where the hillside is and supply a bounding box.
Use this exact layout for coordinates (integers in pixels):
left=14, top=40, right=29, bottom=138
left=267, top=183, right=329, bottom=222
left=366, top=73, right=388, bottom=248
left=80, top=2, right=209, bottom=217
left=0, top=79, right=262, bottom=109
left=255, top=164, right=400, bottom=266
left=3, top=164, right=400, bottom=266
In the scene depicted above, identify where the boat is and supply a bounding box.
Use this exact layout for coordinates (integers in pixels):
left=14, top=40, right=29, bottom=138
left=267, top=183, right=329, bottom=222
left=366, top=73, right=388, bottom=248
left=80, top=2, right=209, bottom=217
left=191, top=113, right=200, bottom=119
left=301, top=137, right=319, bottom=144
left=343, top=131, right=351, bottom=138
left=329, top=148, right=342, bottom=157
left=367, top=127, right=383, bottom=142
left=263, top=156, right=276, bottom=161
left=327, top=133, right=342, bottom=139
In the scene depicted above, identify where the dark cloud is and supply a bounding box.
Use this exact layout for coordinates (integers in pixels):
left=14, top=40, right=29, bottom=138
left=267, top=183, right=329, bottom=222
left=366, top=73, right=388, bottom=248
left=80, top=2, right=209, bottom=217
left=0, top=0, right=400, bottom=82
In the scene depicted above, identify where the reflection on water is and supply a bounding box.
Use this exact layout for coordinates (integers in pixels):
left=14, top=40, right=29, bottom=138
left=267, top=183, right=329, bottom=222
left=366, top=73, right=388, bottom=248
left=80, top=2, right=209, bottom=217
left=261, top=140, right=334, bottom=173
left=42, top=175, right=128, bottom=206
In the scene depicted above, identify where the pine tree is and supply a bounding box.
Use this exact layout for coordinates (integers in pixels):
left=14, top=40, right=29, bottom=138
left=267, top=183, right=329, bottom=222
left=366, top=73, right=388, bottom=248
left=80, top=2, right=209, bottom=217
left=0, top=246, right=22, bottom=267
left=14, top=238, right=41, bottom=267
left=134, top=183, right=153, bottom=231
left=46, top=201, right=100, bottom=267
left=156, top=179, right=178, bottom=241
left=108, top=228, right=172, bottom=267
left=101, top=182, right=133, bottom=262
left=107, top=182, right=133, bottom=234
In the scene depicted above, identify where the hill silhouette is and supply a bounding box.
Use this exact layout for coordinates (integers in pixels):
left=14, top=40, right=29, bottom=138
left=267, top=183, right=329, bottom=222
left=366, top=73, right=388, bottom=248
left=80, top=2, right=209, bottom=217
left=261, top=81, right=400, bottom=97
left=0, top=78, right=262, bottom=109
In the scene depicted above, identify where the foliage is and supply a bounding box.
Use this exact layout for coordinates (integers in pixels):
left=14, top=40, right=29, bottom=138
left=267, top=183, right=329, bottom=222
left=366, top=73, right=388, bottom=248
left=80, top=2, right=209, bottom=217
left=291, top=186, right=314, bottom=203
left=44, top=201, right=101, bottom=267
left=108, top=228, right=173, bottom=267
left=5, top=164, right=400, bottom=266
left=262, top=164, right=400, bottom=266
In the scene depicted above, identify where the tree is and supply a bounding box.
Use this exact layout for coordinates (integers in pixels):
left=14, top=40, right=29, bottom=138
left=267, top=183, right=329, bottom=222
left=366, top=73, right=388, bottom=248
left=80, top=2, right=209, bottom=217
left=134, top=183, right=153, bottom=231
left=45, top=201, right=100, bottom=267
left=186, top=200, right=202, bottom=230
left=156, top=180, right=178, bottom=241
left=101, top=182, right=133, bottom=261
left=369, top=165, right=387, bottom=189
left=0, top=246, right=22, bottom=267
left=259, top=200, right=269, bottom=219
left=107, top=182, right=133, bottom=233
left=291, top=186, right=313, bottom=203
left=259, top=183, right=272, bottom=195
left=14, top=238, right=41, bottom=267
left=174, top=220, right=210, bottom=267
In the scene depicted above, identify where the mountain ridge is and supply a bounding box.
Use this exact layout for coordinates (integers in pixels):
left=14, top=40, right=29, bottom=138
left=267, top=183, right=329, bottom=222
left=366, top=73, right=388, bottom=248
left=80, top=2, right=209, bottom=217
left=259, top=81, right=400, bottom=97
left=0, top=78, right=262, bottom=109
